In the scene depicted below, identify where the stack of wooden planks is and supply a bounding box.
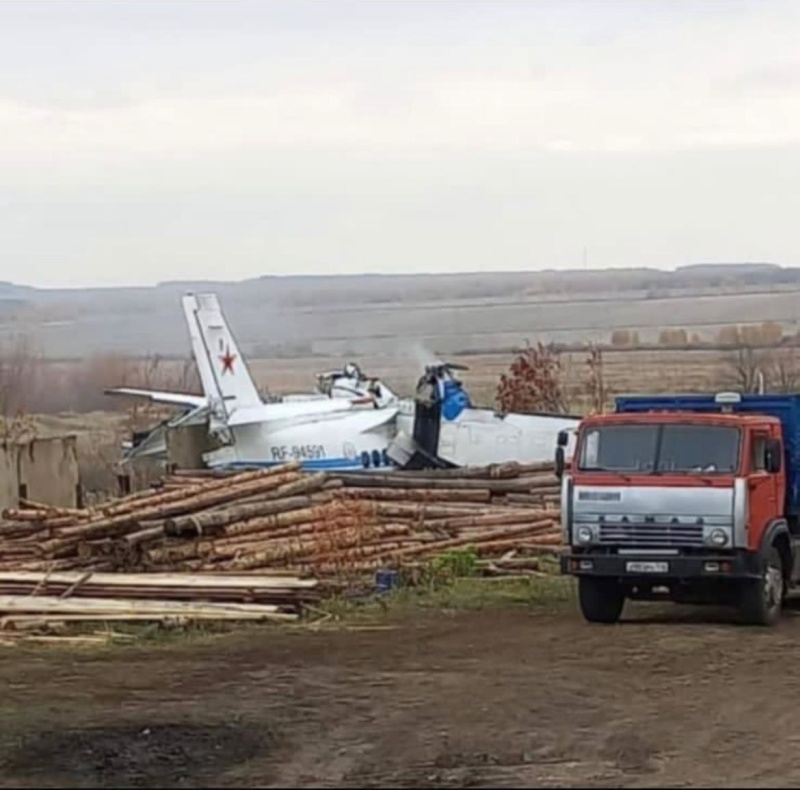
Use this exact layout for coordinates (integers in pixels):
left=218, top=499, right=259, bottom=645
left=0, top=460, right=563, bottom=585
left=0, top=570, right=316, bottom=629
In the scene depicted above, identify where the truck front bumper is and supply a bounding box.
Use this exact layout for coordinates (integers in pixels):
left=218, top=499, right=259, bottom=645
left=560, top=551, right=761, bottom=581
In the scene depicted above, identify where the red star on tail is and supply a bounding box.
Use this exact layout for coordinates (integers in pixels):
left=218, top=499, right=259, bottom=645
left=220, top=345, right=237, bottom=375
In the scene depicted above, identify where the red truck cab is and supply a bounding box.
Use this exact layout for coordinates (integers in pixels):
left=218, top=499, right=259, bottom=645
left=559, top=392, right=798, bottom=626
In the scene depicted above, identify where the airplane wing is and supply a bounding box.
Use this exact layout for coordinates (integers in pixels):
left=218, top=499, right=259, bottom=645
left=104, top=387, right=207, bottom=410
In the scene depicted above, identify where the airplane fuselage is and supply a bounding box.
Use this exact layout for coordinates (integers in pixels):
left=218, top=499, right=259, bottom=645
left=203, top=405, right=398, bottom=471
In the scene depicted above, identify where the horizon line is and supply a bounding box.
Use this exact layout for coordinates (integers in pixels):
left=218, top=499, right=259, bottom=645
left=3, top=260, right=794, bottom=292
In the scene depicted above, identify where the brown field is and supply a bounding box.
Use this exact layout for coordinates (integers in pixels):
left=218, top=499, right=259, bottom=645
left=1, top=583, right=800, bottom=788
left=6, top=347, right=735, bottom=415
left=7, top=271, right=800, bottom=359
left=245, top=347, right=730, bottom=407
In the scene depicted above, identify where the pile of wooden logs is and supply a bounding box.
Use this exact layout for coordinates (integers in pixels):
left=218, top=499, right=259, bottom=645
left=0, top=461, right=562, bottom=584
left=315, top=462, right=562, bottom=575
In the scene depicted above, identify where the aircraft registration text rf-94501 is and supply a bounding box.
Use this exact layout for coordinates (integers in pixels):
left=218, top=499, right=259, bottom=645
left=270, top=444, right=326, bottom=462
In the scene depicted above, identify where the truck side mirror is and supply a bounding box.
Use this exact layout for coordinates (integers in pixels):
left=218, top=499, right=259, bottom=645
left=555, top=430, right=570, bottom=479
left=765, top=438, right=782, bottom=474
left=555, top=446, right=565, bottom=480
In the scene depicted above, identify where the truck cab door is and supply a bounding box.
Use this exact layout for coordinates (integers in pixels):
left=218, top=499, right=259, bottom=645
left=747, top=430, right=779, bottom=548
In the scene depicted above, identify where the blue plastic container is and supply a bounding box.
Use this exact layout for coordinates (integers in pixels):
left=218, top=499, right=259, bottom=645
left=375, top=569, right=399, bottom=593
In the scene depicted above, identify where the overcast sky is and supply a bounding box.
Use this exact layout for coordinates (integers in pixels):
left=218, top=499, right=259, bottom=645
left=3, top=0, right=800, bottom=288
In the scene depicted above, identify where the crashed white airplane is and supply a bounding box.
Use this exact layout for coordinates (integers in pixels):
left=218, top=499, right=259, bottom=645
left=108, top=294, right=398, bottom=471
left=107, top=293, right=579, bottom=471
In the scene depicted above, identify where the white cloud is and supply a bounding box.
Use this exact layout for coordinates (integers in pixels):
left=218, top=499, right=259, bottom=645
left=2, top=0, right=800, bottom=285
left=3, top=70, right=800, bottom=163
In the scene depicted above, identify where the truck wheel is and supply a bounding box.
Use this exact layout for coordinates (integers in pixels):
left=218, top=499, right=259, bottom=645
left=578, top=577, right=624, bottom=624
left=738, top=546, right=784, bottom=626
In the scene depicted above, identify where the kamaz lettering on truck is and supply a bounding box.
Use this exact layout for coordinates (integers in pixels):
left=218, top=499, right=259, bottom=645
left=558, top=392, right=800, bottom=626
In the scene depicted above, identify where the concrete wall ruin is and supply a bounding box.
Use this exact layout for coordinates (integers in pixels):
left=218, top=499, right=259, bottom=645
left=0, top=436, right=81, bottom=511
left=0, top=444, right=16, bottom=510
left=165, top=423, right=216, bottom=470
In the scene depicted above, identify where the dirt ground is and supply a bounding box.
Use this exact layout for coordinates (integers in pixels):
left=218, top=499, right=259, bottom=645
left=1, top=591, right=799, bottom=789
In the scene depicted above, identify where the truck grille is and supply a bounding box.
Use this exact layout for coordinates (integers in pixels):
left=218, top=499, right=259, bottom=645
left=599, top=522, right=705, bottom=547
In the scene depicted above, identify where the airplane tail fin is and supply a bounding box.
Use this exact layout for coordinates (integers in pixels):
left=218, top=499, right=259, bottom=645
left=181, top=293, right=262, bottom=416
left=181, top=294, right=218, bottom=401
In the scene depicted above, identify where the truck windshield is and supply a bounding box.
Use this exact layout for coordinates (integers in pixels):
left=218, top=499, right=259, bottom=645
left=578, top=423, right=740, bottom=474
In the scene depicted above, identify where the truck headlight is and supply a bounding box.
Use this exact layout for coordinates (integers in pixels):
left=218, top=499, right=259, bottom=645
left=576, top=525, right=595, bottom=545
left=707, top=528, right=730, bottom=548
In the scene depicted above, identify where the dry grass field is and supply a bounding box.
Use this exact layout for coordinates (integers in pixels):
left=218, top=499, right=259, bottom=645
left=246, top=347, right=735, bottom=409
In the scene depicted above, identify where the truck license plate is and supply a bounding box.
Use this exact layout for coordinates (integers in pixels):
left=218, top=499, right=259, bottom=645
left=626, top=561, right=669, bottom=573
